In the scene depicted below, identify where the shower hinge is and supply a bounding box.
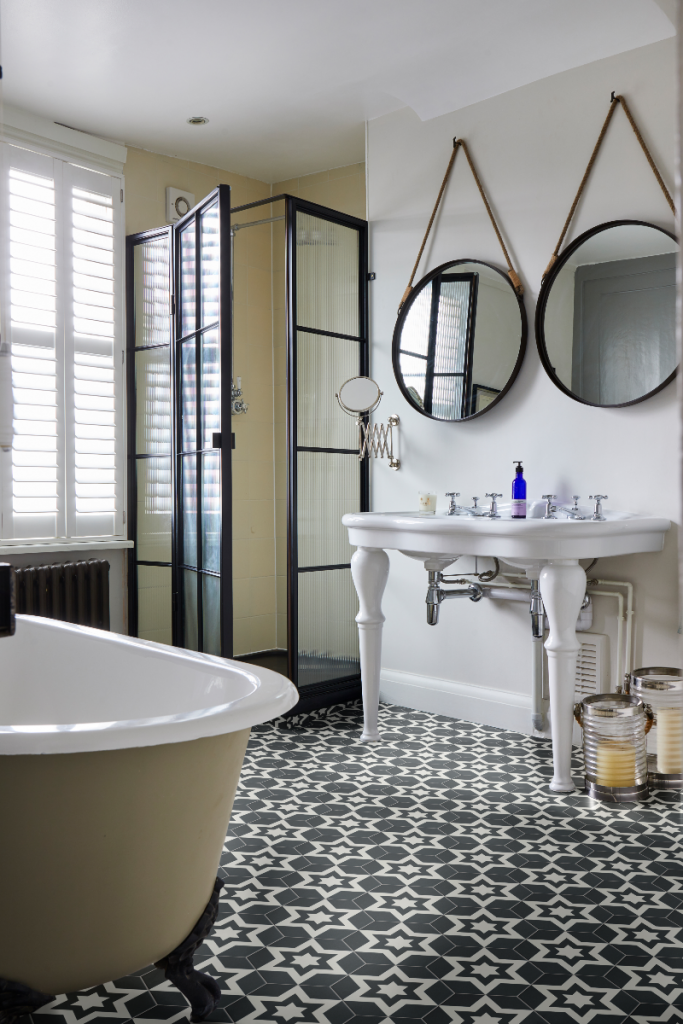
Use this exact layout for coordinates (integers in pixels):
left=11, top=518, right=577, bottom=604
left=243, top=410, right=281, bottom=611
left=120, top=189, right=123, bottom=202
left=368, top=272, right=376, bottom=281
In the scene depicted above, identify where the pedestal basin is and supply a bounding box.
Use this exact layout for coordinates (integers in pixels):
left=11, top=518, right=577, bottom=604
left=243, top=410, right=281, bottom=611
left=343, top=505, right=670, bottom=793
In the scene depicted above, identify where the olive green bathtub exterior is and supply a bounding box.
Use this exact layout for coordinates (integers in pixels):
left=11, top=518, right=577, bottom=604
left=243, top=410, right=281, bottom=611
left=0, top=728, right=250, bottom=995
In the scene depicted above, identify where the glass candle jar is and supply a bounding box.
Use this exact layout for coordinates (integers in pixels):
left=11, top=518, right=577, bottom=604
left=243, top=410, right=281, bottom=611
left=574, top=693, right=652, bottom=802
left=629, top=667, right=683, bottom=790
left=418, top=491, right=437, bottom=513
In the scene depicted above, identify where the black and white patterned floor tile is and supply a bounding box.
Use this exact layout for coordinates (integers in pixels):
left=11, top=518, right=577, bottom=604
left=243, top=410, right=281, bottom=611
left=32, top=701, right=683, bottom=1024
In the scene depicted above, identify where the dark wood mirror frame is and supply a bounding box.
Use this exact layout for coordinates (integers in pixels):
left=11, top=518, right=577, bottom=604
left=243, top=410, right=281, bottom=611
left=535, top=219, right=678, bottom=409
left=392, top=258, right=527, bottom=422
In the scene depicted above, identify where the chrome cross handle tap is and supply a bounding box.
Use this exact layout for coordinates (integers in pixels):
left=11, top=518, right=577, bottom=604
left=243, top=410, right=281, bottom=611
left=484, top=493, right=503, bottom=518
left=445, top=491, right=462, bottom=515
left=542, top=494, right=557, bottom=519
left=589, top=494, right=608, bottom=521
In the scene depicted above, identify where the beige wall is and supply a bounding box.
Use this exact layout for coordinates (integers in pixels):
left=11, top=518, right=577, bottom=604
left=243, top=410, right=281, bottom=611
left=124, top=146, right=270, bottom=235
left=272, top=163, right=366, bottom=220
left=124, top=150, right=366, bottom=656
left=232, top=208, right=280, bottom=656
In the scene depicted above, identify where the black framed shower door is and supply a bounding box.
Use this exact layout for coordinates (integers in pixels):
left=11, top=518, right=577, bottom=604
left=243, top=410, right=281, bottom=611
left=126, top=185, right=232, bottom=654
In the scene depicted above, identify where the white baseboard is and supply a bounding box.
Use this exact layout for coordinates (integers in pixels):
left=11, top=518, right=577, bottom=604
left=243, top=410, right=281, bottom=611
left=380, top=668, right=534, bottom=735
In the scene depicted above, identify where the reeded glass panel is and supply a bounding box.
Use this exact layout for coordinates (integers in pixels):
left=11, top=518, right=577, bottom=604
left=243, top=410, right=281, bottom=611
left=180, top=221, right=196, bottom=337
left=136, top=457, right=171, bottom=562
left=181, top=456, right=197, bottom=567
left=135, top=348, right=171, bottom=455
left=183, top=569, right=198, bottom=651
left=296, top=332, right=359, bottom=449
left=202, top=573, right=221, bottom=655
left=201, top=203, right=220, bottom=326
left=296, top=213, right=359, bottom=338
left=201, top=329, right=220, bottom=449
left=297, top=452, right=359, bottom=568
left=202, top=451, right=221, bottom=572
left=181, top=339, right=197, bottom=451
left=137, top=565, right=172, bottom=644
left=134, top=236, right=170, bottom=348
left=298, top=568, right=359, bottom=688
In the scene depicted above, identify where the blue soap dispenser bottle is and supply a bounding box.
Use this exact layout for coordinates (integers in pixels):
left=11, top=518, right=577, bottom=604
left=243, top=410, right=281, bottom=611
left=512, top=461, right=526, bottom=519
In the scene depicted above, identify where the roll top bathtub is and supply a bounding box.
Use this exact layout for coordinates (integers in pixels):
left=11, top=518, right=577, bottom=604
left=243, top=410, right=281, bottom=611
left=0, top=615, right=298, bottom=1009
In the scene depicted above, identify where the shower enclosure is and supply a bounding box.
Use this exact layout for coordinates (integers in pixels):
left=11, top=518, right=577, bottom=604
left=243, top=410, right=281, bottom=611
left=127, top=189, right=368, bottom=711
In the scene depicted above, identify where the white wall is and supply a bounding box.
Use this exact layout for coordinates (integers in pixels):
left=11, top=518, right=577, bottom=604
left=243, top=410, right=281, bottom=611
left=367, top=38, right=680, bottom=729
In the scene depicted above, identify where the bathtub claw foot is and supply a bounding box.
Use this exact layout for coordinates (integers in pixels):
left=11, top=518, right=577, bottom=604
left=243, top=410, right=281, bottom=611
left=0, top=977, right=53, bottom=1023
left=155, top=876, right=224, bottom=1022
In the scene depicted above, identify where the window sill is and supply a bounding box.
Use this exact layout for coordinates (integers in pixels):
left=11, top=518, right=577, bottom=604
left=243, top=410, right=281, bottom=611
left=0, top=539, right=134, bottom=557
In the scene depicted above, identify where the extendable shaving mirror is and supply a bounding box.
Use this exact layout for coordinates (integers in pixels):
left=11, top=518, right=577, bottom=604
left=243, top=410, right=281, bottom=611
left=336, top=376, right=383, bottom=415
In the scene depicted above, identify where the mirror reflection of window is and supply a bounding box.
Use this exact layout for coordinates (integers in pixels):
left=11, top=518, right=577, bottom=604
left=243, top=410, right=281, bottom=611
left=399, top=273, right=478, bottom=418
left=394, top=259, right=526, bottom=422
left=542, top=223, right=678, bottom=407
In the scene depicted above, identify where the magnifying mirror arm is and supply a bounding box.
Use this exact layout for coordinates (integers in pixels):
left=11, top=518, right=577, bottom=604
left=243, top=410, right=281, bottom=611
left=358, top=415, right=400, bottom=471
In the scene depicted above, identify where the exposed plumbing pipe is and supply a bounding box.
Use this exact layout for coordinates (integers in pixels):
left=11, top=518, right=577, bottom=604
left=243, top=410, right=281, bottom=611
left=424, top=570, right=633, bottom=731
left=426, top=571, right=483, bottom=625
left=589, top=579, right=634, bottom=689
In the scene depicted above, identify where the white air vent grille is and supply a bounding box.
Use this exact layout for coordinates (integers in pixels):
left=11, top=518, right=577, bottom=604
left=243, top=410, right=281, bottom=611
left=574, top=633, right=611, bottom=699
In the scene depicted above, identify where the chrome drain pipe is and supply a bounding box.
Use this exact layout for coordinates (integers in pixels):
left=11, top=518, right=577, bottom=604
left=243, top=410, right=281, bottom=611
left=426, top=571, right=483, bottom=625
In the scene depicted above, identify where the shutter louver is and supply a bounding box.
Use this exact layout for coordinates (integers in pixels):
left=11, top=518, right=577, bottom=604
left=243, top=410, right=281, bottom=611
left=9, top=168, right=59, bottom=515
left=71, top=186, right=116, bottom=515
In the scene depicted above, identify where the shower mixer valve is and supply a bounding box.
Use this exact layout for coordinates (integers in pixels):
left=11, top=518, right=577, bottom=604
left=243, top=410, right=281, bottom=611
left=231, top=377, right=249, bottom=415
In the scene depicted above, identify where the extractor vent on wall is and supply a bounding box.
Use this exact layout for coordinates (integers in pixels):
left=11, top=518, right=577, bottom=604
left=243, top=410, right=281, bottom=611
left=575, top=633, right=611, bottom=699
left=166, top=187, right=195, bottom=224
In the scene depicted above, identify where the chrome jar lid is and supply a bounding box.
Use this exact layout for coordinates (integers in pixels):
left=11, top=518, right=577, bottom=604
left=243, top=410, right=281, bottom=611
left=580, top=693, right=644, bottom=718
left=630, top=666, right=683, bottom=692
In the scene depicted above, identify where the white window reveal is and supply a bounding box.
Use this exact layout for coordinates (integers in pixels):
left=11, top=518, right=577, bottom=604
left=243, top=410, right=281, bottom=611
left=1, top=145, right=124, bottom=542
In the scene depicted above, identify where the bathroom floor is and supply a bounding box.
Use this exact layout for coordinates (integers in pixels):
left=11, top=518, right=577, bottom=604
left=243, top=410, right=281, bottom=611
left=33, top=702, right=682, bottom=1024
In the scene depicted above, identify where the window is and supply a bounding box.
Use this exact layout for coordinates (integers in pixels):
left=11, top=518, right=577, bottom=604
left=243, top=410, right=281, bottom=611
left=1, top=143, right=125, bottom=541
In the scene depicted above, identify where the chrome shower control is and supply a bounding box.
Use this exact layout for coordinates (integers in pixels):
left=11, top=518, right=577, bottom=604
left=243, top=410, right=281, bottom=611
left=589, top=494, right=608, bottom=521
left=542, top=494, right=557, bottom=519
left=485, top=493, right=503, bottom=518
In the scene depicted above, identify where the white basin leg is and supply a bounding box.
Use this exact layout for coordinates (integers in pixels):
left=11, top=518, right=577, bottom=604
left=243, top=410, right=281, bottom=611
left=539, top=559, right=586, bottom=793
left=351, top=546, right=390, bottom=743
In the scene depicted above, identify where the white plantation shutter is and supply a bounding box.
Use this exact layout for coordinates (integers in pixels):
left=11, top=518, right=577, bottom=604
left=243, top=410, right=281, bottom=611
left=0, top=143, right=124, bottom=541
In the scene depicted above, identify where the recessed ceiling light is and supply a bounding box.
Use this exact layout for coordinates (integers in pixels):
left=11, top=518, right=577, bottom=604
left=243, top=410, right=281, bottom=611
left=187, top=116, right=209, bottom=126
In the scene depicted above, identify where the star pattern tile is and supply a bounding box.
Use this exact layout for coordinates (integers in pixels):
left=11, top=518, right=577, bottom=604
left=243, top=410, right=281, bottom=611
left=30, top=701, right=682, bottom=1024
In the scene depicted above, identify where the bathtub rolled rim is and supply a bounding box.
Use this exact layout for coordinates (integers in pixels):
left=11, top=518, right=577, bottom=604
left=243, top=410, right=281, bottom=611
left=0, top=616, right=299, bottom=755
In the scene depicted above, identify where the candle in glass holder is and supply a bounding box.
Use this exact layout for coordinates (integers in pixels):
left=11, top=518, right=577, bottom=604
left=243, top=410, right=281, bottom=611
left=657, top=707, right=683, bottom=774
left=596, top=742, right=636, bottom=787
left=418, top=491, right=437, bottom=513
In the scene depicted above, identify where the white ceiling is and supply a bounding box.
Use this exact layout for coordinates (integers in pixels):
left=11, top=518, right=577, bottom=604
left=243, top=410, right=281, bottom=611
left=0, top=0, right=674, bottom=183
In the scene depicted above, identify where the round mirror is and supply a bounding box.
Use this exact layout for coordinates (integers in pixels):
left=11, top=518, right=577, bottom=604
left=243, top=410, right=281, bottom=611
left=337, top=376, right=382, bottom=415
left=536, top=220, right=678, bottom=407
left=392, top=259, right=527, bottom=421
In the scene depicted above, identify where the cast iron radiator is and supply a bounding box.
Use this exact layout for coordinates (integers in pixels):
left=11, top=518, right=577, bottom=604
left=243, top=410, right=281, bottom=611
left=12, top=560, right=110, bottom=630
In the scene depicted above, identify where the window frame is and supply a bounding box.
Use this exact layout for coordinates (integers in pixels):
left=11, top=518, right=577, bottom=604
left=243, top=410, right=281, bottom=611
left=0, top=138, right=126, bottom=546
